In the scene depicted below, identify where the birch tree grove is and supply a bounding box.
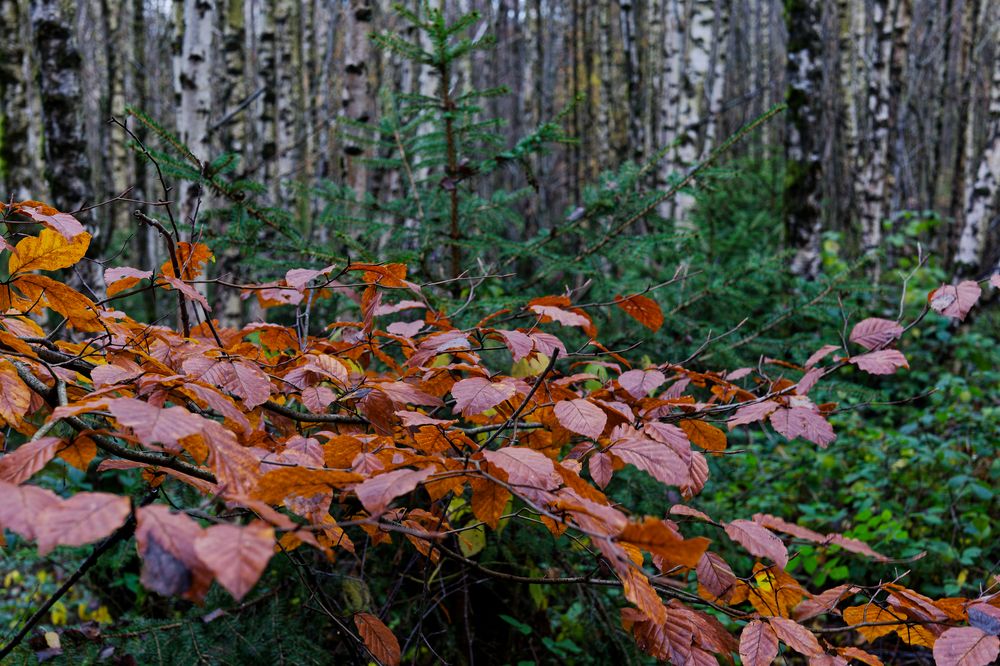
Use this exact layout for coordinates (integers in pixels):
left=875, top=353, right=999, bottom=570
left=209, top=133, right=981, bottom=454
left=0, top=0, right=998, bottom=275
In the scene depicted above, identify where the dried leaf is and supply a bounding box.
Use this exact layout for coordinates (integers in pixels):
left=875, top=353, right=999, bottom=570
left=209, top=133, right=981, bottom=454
left=354, top=612, right=401, bottom=666
left=8, top=229, right=91, bottom=274
left=355, top=466, right=436, bottom=516
left=932, top=627, right=999, bottom=666
left=724, top=520, right=788, bottom=568
left=36, top=492, right=131, bottom=555
left=615, top=294, right=664, bottom=331
left=554, top=399, right=607, bottom=440
left=849, top=318, right=904, bottom=350
left=739, top=620, right=779, bottom=666
left=451, top=377, right=516, bottom=416
left=194, top=522, right=275, bottom=601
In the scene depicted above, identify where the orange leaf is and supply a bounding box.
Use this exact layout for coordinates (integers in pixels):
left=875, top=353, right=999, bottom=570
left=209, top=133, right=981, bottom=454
left=679, top=419, right=727, bottom=451
left=469, top=476, right=511, bottom=529
left=253, top=467, right=361, bottom=504
left=0, top=360, right=31, bottom=425
left=617, top=517, right=710, bottom=568
left=354, top=612, right=401, bottom=666
left=614, top=293, right=664, bottom=331
left=57, top=435, right=98, bottom=471
left=842, top=604, right=908, bottom=641
left=13, top=274, right=104, bottom=332
left=8, top=229, right=91, bottom=274
left=36, top=492, right=131, bottom=555
left=160, top=242, right=213, bottom=280
left=193, top=522, right=275, bottom=601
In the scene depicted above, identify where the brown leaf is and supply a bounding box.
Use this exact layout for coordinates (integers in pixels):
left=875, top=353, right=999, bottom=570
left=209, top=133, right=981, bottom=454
left=481, top=447, right=560, bottom=491
left=57, top=436, right=98, bottom=472
left=615, top=294, right=664, bottom=331
left=469, top=476, right=511, bottom=529
left=554, top=399, right=608, bottom=439
left=0, top=437, right=62, bottom=484
left=0, top=361, right=32, bottom=424
left=253, top=467, right=361, bottom=504
left=617, top=517, right=709, bottom=568
left=451, top=377, right=515, bottom=416
left=768, top=616, right=823, bottom=656
left=679, top=420, right=727, bottom=451
left=136, top=505, right=211, bottom=600
left=724, top=519, right=788, bottom=568
left=354, top=466, right=436, bottom=516
left=194, top=522, right=275, bottom=601
left=0, top=480, right=60, bottom=540
left=354, top=612, right=401, bottom=666
left=739, top=620, right=779, bottom=666
left=36, top=492, right=132, bottom=555
left=932, top=627, right=999, bottom=666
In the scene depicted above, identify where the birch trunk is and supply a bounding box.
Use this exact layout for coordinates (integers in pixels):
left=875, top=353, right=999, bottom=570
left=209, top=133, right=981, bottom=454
left=0, top=0, right=44, bottom=201
left=174, top=0, right=216, bottom=228
left=955, top=23, right=1000, bottom=270
left=342, top=0, right=373, bottom=196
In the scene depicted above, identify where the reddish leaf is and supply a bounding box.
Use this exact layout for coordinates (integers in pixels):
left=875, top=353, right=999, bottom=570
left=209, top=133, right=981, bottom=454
left=554, top=399, right=607, bottom=440
left=354, top=612, right=401, bottom=666
left=850, top=349, right=909, bottom=375
left=739, top=620, right=779, bottom=666
left=769, top=407, right=836, bottom=447
left=136, top=505, right=210, bottom=599
left=104, top=266, right=152, bottom=297
left=619, top=369, right=666, bottom=399
left=795, top=584, right=859, bottom=622
left=451, top=377, right=516, bottom=416
left=16, top=202, right=86, bottom=239
left=768, top=616, right=824, bottom=656
left=724, top=519, right=788, bottom=568
left=354, top=466, right=436, bottom=516
left=610, top=433, right=687, bottom=487
left=161, top=275, right=212, bottom=311
left=932, top=627, right=999, bottom=666
left=36, top=492, right=132, bottom=555
left=728, top=401, right=779, bottom=429
left=930, top=281, right=982, bottom=321
left=0, top=437, right=61, bottom=484
left=482, top=447, right=560, bottom=491
left=615, top=294, right=664, bottom=331
left=529, top=304, right=589, bottom=328
left=496, top=329, right=535, bottom=361
left=796, top=367, right=824, bottom=395
left=827, top=534, right=890, bottom=561
left=107, top=398, right=208, bottom=453
left=589, top=452, right=612, bottom=489
left=991, top=274, right=1000, bottom=289
left=805, top=344, right=840, bottom=368
left=194, top=522, right=275, bottom=601
left=849, top=317, right=904, bottom=350
left=0, top=480, right=60, bottom=540
left=696, top=552, right=738, bottom=602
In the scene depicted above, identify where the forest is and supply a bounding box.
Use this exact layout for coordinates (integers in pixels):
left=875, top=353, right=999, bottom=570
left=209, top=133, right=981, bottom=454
left=0, top=0, right=998, bottom=664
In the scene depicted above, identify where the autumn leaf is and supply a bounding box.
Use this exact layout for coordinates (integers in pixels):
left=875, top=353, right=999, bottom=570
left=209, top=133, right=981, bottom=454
left=739, top=620, right=779, bottom=666
left=104, top=266, right=153, bottom=297
left=679, top=419, right=727, bottom=451
left=617, top=517, right=709, bottom=568
left=0, top=360, right=31, bottom=425
left=469, top=476, right=511, bottom=529
left=614, top=293, right=664, bottom=331
left=354, top=466, right=436, bottom=516
left=554, top=399, right=607, bottom=439
left=481, top=447, right=560, bottom=491
left=768, top=616, right=823, bottom=656
left=932, top=627, right=1000, bottom=666
left=160, top=242, right=213, bottom=280
left=724, top=519, right=788, bottom=568
left=15, top=202, right=86, bottom=239
left=610, top=433, right=687, bottom=487
left=850, top=349, right=909, bottom=375
left=108, top=398, right=209, bottom=453
left=8, top=229, right=91, bottom=274
left=0, top=437, right=62, bottom=484
left=136, top=505, right=210, bottom=599
left=618, top=369, right=666, bottom=399
left=189, top=523, right=273, bottom=601
left=57, top=436, right=98, bottom=471
left=451, top=377, right=516, bottom=416
left=849, top=317, right=904, bottom=350
left=769, top=407, right=836, bottom=447
left=930, top=281, right=982, bottom=321
left=0, top=480, right=60, bottom=540
left=354, top=612, right=401, bottom=666
left=36, top=492, right=132, bottom=555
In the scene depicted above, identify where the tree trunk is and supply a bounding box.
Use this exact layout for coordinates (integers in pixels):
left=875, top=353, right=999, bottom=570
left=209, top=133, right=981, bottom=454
left=174, top=0, right=216, bottom=229
left=0, top=0, right=44, bottom=202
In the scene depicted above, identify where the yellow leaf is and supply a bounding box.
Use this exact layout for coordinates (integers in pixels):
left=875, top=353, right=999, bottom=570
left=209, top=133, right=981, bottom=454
left=50, top=600, right=67, bottom=625
left=8, top=229, right=91, bottom=274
